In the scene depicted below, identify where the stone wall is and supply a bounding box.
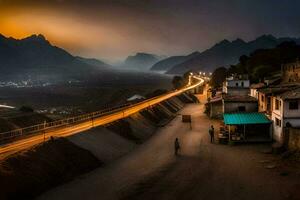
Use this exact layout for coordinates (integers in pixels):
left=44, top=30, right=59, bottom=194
left=286, top=127, right=300, bottom=150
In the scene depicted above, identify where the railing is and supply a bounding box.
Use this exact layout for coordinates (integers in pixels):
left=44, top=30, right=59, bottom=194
left=0, top=76, right=204, bottom=144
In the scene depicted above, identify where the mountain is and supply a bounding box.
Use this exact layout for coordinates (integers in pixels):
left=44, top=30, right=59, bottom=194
left=122, top=53, right=162, bottom=70
left=75, top=56, right=111, bottom=68
left=166, top=34, right=300, bottom=74
left=150, top=51, right=200, bottom=72
left=0, top=34, right=108, bottom=81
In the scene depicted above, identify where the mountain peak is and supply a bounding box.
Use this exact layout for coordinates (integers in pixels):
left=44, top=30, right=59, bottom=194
left=255, top=34, right=277, bottom=41
left=233, top=38, right=246, bottom=44
left=213, top=39, right=231, bottom=48
left=22, top=34, right=49, bottom=43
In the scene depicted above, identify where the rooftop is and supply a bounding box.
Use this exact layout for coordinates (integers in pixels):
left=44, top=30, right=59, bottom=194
left=224, top=112, right=271, bottom=125
left=257, top=83, right=300, bottom=95
left=250, top=83, right=265, bottom=89
left=278, top=88, right=300, bottom=100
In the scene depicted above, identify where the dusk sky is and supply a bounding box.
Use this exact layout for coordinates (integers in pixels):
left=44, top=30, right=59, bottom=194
left=1, top=0, right=300, bottom=63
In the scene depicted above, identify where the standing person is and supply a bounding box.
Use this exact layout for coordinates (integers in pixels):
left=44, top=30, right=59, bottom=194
left=174, top=138, right=180, bottom=155
left=209, top=125, right=215, bottom=143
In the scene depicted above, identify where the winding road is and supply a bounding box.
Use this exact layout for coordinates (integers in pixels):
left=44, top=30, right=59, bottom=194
left=0, top=76, right=204, bottom=158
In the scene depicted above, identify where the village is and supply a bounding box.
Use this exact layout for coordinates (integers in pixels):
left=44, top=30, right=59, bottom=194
left=206, top=60, right=300, bottom=152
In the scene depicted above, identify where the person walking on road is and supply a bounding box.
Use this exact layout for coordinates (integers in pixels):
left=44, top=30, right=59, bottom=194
left=174, top=138, right=180, bottom=155
left=209, top=125, right=215, bottom=143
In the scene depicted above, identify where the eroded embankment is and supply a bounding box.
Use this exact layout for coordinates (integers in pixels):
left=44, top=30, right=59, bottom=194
left=0, top=92, right=197, bottom=199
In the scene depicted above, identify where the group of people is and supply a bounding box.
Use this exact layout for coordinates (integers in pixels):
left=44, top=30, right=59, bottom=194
left=174, top=124, right=215, bottom=156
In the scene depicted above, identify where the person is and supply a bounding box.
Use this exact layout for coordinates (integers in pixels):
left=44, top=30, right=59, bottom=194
left=209, top=125, right=214, bottom=143
left=174, top=138, right=180, bottom=155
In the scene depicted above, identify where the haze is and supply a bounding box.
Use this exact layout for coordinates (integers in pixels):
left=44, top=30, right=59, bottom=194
left=1, top=0, right=300, bottom=63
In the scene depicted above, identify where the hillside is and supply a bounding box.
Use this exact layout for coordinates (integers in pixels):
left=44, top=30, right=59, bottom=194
left=123, top=53, right=162, bottom=70
left=166, top=35, right=300, bottom=74
left=0, top=34, right=109, bottom=81
left=75, top=56, right=111, bottom=68
left=150, top=52, right=200, bottom=72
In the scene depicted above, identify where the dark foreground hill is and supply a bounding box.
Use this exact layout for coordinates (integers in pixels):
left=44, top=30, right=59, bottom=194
left=0, top=34, right=110, bottom=81
left=165, top=35, right=300, bottom=74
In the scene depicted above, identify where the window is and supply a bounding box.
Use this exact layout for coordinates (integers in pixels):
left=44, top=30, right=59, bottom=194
left=275, top=118, right=281, bottom=127
left=241, top=82, right=244, bottom=87
left=275, top=99, right=281, bottom=110
left=238, top=106, right=246, bottom=112
left=235, top=82, right=239, bottom=87
left=289, top=101, right=299, bottom=110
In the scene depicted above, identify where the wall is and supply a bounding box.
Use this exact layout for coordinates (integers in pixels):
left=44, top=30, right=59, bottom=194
left=250, top=88, right=258, bottom=99
left=226, top=87, right=250, bottom=96
left=223, top=101, right=258, bottom=113
left=286, top=127, right=300, bottom=150
left=283, top=99, right=300, bottom=118
left=209, top=101, right=223, bottom=118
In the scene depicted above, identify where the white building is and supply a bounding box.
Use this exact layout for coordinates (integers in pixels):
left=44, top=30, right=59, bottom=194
left=271, top=87, right=300, bottom=142
left=223, top=75, right=250, bottom=96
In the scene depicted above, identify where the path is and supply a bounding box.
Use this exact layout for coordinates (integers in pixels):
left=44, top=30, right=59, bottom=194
left=39, top=93, right=300, bottom=200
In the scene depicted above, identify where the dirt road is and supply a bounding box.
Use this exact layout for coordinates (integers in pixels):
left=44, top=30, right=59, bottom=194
left=39, top=93, right=300, bottom=200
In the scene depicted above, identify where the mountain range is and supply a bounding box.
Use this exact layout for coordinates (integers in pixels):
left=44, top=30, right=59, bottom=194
left=122, top=53, right=163, bottom=70
left=151, top=35, right=300, bottom=74
left=0, top=34, right=110, bottom=81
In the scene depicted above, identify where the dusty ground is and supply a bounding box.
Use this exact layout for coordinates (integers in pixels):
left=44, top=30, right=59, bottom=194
left=39, top=93, right=300, bottom=200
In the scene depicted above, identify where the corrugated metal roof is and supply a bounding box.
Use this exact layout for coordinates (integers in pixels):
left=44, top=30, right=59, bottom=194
left=223, top=113, right=271, bottom=125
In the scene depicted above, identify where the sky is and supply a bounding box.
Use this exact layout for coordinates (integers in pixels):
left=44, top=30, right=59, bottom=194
left=1, top=0, right=300, bottom=63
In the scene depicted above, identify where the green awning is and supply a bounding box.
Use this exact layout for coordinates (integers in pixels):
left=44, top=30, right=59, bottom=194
left=223, top=113, right=271, bottom=125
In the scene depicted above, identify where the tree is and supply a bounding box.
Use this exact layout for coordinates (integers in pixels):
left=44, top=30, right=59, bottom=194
left=172, top=76, right=184, bottom=89
left=210, top=67, right=227, bottom=88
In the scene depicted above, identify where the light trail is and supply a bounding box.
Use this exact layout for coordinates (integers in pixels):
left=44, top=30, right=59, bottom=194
left=0, top=76, right=204, bottom=158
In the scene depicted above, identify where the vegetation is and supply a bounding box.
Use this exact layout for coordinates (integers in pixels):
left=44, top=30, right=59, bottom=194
left=210, top=67, right=228, bottom=88
left=228, top=41, right=300, bottom=82
left=211, top=41, right=300, bottom=85
left=172, top=71, right=192, bottom=89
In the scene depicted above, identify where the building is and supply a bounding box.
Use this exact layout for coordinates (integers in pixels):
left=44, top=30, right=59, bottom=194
left=222, top=75, right=250, bottom=96
left=271, top=87, right=300, bottom=142
left=206, top=94, right=258, bottom=118
left=250, top=83, right=265, bottom=99
left=223, top=95, right=258, bottom=113
left=257, top=84, right=300, bottom=115
left=206, top=96, right=223, bottom=118
left=282, top=60, right=300, bottom=83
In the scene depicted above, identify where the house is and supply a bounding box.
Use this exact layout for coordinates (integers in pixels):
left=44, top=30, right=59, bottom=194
left=271, top=87, right=300, bottom=143
left=282, top=60, right=300, bottom=83
left=257, top=83, right=300, bottom=115
left=250, top=83, right=265, bottom=99
left=206, top=94, right=258, bottom=118
left=206, top=96, right=223, bottom=118
left=223, top=75, right=250, bottom=96
left=223, top=95, right=258, bottom=113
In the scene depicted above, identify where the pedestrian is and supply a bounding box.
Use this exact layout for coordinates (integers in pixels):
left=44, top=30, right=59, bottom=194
left=209, top=125, right=215, bottom=143
left=174, top=138, right=180, bottom=155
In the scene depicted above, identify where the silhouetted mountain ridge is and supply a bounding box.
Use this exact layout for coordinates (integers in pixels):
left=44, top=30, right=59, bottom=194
left=0, top=34, right=110, bottom=81
left=123, top=52, right=163, bottom=70
left=164, top=34, right=300, bottom=74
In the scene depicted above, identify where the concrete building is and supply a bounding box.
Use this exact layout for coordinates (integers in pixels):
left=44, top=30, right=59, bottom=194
left=271, top=87, right=300, bottom=143
left=282, top=60, right=300, bottom=83
left=223, top=75, right=250, bottom=96
left=250, top=83, right=265, bottom=99
left=257, top=84, right=300, bottom=115
left=223, top=95, right=258, bottom=113
left=206, top=95, right=258, bottom=119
